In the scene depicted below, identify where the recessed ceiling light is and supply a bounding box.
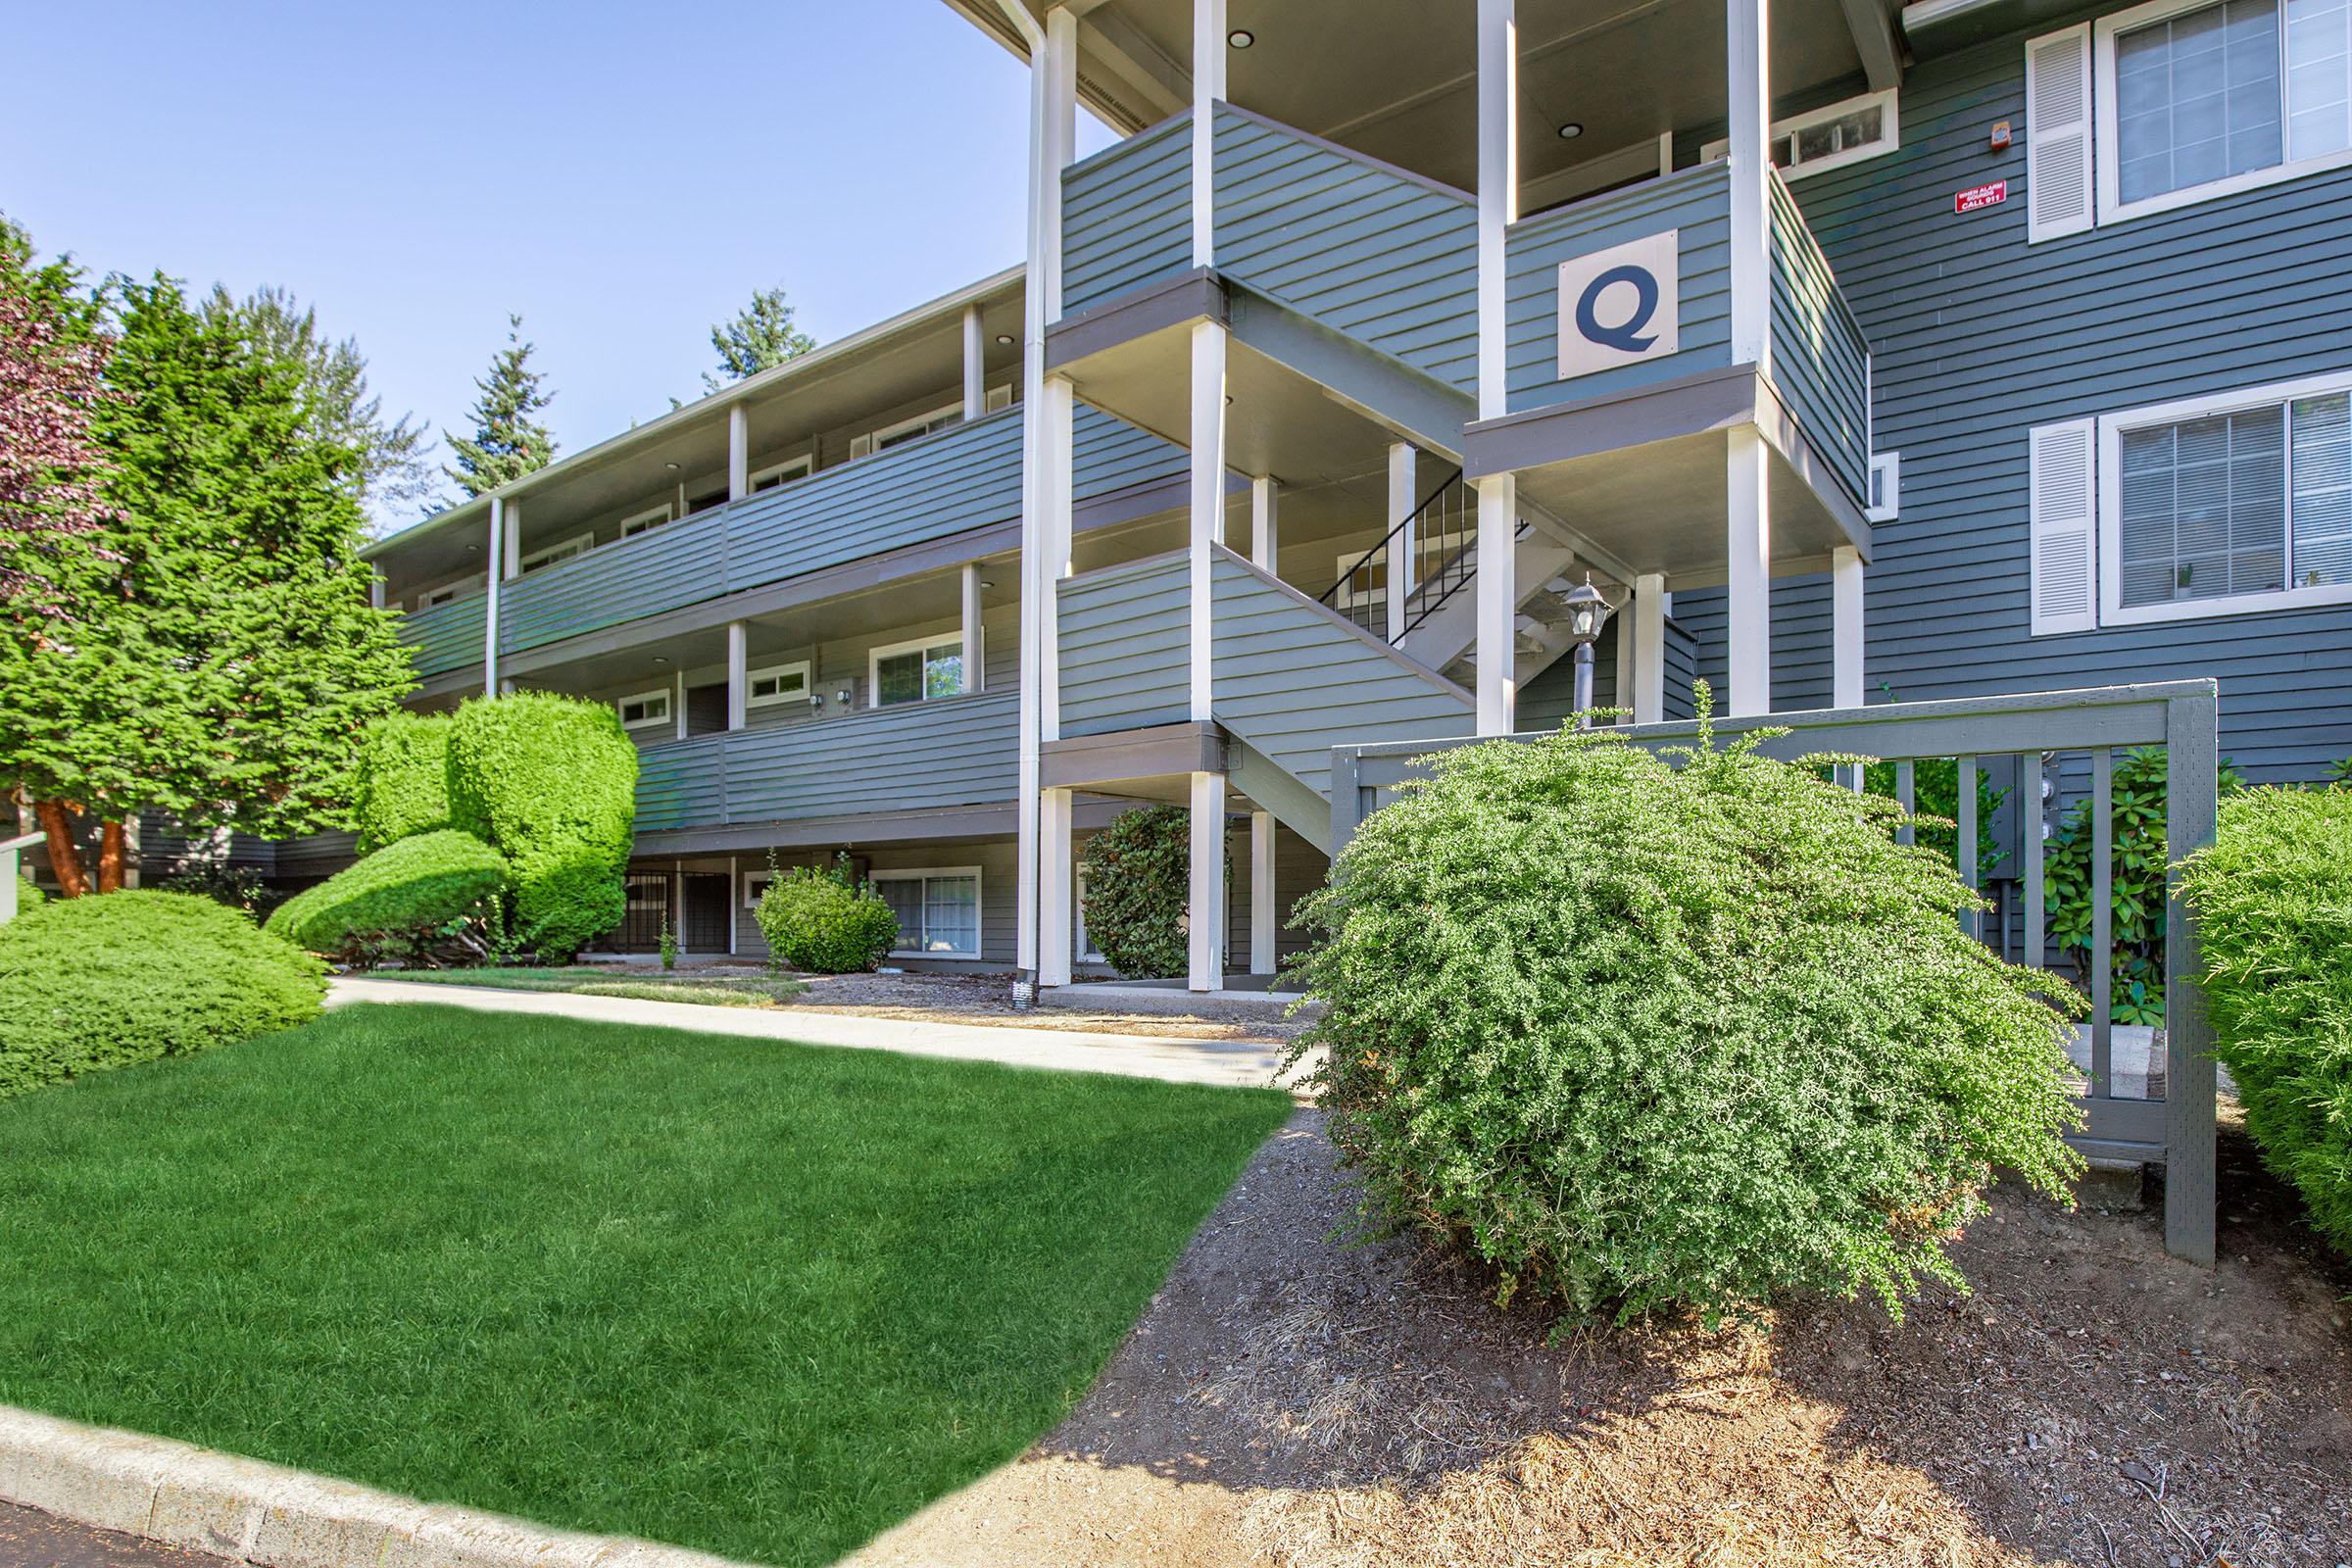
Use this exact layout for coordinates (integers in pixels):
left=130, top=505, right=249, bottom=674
left=664, top=461, right=681, bottom=470
left=1558, top=122, right=1584, bottom=139
left=995, top=333, right=1014, bottom=346
left=1228, top=28, right=1253, bottom=48
left=653, top=656, right=668, bottom=664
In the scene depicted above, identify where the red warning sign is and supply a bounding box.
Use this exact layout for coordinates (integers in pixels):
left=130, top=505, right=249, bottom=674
left=1954, top=180, right=2009, bottom=214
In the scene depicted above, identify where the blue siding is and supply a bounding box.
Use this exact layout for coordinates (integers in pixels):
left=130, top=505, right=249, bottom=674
left=1074, top=403, right=1187, bottom=499
left=1057, top=554, right=1189, bottom=737
left=1213, top=105, right=1479, bottom=394
left=1767, top=173, right=1870, bottom=504
left=1062, top=113, right=1194, bottom=315
left=1505, top=162, right=1734, bottom=412
left=1674, top=7, right=2352, bottom=781
left=397, top=594, right=486, bottom=681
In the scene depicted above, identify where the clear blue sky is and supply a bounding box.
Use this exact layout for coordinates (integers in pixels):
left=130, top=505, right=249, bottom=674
left=1, top=0, right=1111, bottom=521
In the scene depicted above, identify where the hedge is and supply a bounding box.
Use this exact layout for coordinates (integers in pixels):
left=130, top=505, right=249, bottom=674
left=0, top=890, right=326, bottom=1099
left=1079, top=806, right=1204, bottom=978
left=352, top=710, right=455, bottom=854
left=448, top=693, right=637, bottom=963
left=2180, top=785, right=2352, bottom=1256
left=756, top=861, right=899, bottom=973
left=267, top=829, right=509, bottom=965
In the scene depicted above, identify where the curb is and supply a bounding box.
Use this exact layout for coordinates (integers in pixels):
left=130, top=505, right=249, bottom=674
left=0, top=1405, right=751, bottom=1568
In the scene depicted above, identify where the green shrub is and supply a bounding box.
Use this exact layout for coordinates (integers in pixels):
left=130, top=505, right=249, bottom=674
left=267, top=829, right=508, bottom=966
left=2180, top=786, right=2352, bottom=1256
left=0, top=890, right=325, bottom=1099
left=447, top=693, right=637, bottom=962
left=1287, top=696, right=2084, bottom=1326
left=1079, top=805, right=1214, bottom=978
left=352, top=710, right=456, bottom=853
left=757, top=859, right=898, bottom=974
left=15, top=876, right=43, bottom=910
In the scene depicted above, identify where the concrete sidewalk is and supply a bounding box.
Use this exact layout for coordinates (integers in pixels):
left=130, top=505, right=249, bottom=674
left=328, top=978, right=1305, bottom=1093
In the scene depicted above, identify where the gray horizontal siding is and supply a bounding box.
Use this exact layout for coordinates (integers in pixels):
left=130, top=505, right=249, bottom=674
left=1062, top=112, right=1194, bottom=316
left=1074, top=403, right=1186, bottom=499
left=1210, top=551, right=1474, bottom=798
left=635, top=737, right=727, bottom=835
left=1506, top=161, right=1733, bottom=413
left=1767, top=173, right=1870, bottom=505
left=498, top=509, right=732, bottom=653
left=1673, top=6, right=2352, bottom=783
left=1213, top=105, right=1478, bottom=394
left=398, top=594, right=486, bottom=680
left=1057, top=554, right=1190, bottom=737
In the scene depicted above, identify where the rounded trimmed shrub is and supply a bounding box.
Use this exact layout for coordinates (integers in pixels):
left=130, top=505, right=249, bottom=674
left=352, top=710, right=455, bottom=854
left=0, top=890, right=326, bottom=1099
left=1288, top=705, right=2085, bottom=1326
left=2180, top=784, right=2352, bottom=1257
left=447, top=693, right=637, bottom=963
left=757, top=862, right=899, bottom=974
left=1079, top=805, right=1212, bottom=979
left=267, top=829, right=508, bottom=966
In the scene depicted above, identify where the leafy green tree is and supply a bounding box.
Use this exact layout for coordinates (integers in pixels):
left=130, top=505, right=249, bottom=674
left=205, top=284, right=435, bottom=526
left=703, top=286, right=815, bottom=393
left=0, top=273, right=414, bottom=895
left=442, top=314, right=555, bottom=497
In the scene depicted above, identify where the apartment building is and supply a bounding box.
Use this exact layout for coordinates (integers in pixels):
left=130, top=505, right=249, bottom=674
left=331, top=0, right=2349, bottom=994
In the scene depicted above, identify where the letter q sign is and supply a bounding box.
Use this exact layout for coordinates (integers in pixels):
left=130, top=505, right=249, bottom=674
left=1556, top=229, right=1680, bottom=380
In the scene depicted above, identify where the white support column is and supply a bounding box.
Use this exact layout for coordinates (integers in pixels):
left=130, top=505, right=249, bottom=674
left=1188, top=770, right=1226, bottom=992
left=727, top=855, right=739, bottom=956
left=673, top=668, right=688, bottom=743
left=1188, top=320, right=1228, bottom=722
left=1040, top=788, right=1073, bottom=988
left=1833, top=545, right=1865, bottom=710
left=726, top=620, right=748, bottom=731
left=727, top=404, right=750, bottom=502
left=1041, top=374, right=1074, bottom=737
left=1726, top=0, right=1772, bottom=374
left=1612, top=586, right=1637, bottom=722
left=482, top=497, right=504, bottom=696
left=1250, top=474, right=1280, bottom=572
left=1192, top=0, right=1226, bottom=268
left=1476, top=0, right=1518, bottom=419
left=1385, top=442, right=1416, bottom=643
left=1474, top=473, right=1516, bottom=734
left=1634, top=571, right=1667, bottom=724
left=962, top=562, right=986, bottom=695
left=1249, top=809, right=1276, bottom=975
left=501, top=498, right=522, bottom=581
left=961, top=303, right=987, bottom=421
left=1726, top=425, right=1773, bottom=716
left=369, top=575, right=385, bottom=611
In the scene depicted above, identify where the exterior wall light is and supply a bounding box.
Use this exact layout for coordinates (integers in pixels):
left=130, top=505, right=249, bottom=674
left=1563, top=575, right=1618, bottom=727
left=1558, top=122, right=1585, bottom=139
left=1228, top=29, right=1254, bottom=47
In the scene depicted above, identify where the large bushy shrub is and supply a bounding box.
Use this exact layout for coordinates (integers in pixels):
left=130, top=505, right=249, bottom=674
left=1288, top=700, right=2084, bottom=1326
left=2180, top=786, right=2352, bottom=1256
left=757, top=859, right=898, bottom=974
left=267, top=829, right=509, bottom=966
left=352, top=710, right=456, bottom=853
left=447, top=693, right=636, bottom=962
left=0, top=891, right=325, bottom=1099
left=1079, top=805, right=1211, bottom=978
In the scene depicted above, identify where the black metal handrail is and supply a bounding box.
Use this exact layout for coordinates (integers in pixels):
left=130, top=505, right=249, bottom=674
left=1400, top=516, right=1529, bottom=639
left=1316, top=463, right=1467, bottom=636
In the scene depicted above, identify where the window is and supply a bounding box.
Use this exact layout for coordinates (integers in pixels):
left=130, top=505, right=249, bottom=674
left=1697, top=89, right=1900, bottom=177
left=1073, top=871, right=1106, bottom=963
left=867, top=634, right=968, bottom=708
left=851, top=403, right=962, bottom=461
left=616, top=688, right=672, bottom=730
left=414, top=579, right=472, bottom=610
left=1867, top=452, right=1901, bottom=522
left=749, top=456, right=812, bottom=492
left=745, top=661, right=810, bottom=709
left=872, top=868, right=982, bottom=958
left=620, top=504, right=673, bottom=538
left=2091, top=0, right=2352, bottom=222
left=519, top=531, right=597, bottom=573
left=742, top=869, right=773, bottom=909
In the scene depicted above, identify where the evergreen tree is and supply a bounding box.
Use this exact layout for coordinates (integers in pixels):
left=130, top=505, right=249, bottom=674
left=703, top=286, right=815, bottom=393
left=0, top=272, right=413, bottom=895
left=442, top=314, right=556, bottom=497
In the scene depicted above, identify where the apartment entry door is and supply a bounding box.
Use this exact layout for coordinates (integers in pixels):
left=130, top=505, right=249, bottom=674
left=680, top=873, right=731, bottom=954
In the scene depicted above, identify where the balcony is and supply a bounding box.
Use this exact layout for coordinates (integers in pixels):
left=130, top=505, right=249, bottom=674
left=399, top=593, right=487, bottom=682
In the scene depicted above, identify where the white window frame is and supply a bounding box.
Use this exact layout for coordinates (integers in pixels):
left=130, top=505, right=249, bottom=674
left=619, top=504, right=673, bottom=538
left=870, top=865, right=984, bottom=959
left=2094, top=0, right=2352, bottom=225
left=851, top=402, right=963, bottom=461
left=413, top=577, right=476, bottom=610
left=1698, top=88, right=1901, bottom=178
left=744, top=660, right=811, bottom=709
left=748, top=456, right=812, bottom=492
left=1867, top=452, right=1901, bottom=522
left=2095, top=366, right=2352, bottom=626
left=616, top=687, right=673, bottom=730
left=866, top=631, right=973, bottom=708
left=742, top=869, right=774, bottom=909
left=519, top=530, right=597, bottom=573
left=1073, top=869, right=1107, bottom=963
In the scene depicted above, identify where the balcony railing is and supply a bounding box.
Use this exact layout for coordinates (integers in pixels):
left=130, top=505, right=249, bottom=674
left=398, top=593, right=487, bottom=681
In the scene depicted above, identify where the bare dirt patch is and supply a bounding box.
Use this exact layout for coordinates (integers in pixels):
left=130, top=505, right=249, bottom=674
left=775, top=969, right=1308, bottom=1042
left=849, top=1108, right=2352, bottom=1568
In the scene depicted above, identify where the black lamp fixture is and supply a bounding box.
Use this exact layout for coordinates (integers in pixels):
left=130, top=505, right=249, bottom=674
left=1562, top=575, right=1617, bottom=727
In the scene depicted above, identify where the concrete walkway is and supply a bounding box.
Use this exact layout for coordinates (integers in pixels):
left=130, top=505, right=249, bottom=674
left=328, top=978, right=1304, bottom=1093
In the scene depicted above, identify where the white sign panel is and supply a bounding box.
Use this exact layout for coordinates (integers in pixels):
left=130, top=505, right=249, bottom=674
left=1555, top=229, right=1680, bottom=381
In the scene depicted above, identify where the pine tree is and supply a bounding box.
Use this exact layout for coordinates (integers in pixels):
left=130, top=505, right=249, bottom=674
left=443, top=314, right=556, bottom=497
left=703, top=286, right=815, bottom=393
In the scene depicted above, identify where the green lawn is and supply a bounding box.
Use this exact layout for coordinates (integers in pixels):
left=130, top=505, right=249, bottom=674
left=377, top=965, right=806, bottom=1006
left=0, top=1004, right=1291, bottom=1566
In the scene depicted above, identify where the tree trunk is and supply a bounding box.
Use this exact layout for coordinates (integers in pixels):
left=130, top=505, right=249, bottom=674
left=97, top=819, right=126, bottom=894
left=33, top=799, right=89, bottom=899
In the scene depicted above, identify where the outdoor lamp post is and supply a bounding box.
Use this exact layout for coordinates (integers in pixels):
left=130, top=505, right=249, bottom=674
left=1564, top=576, right=1614, bottom=727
